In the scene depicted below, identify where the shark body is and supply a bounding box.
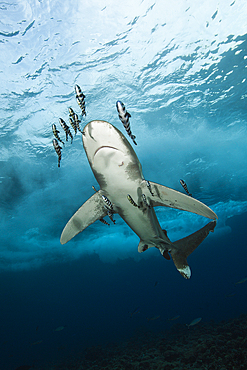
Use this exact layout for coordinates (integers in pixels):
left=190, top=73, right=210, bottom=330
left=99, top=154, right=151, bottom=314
left=60, top=120, right=217, bottom=279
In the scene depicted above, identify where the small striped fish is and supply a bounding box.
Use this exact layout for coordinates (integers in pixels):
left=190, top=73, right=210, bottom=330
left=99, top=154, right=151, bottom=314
left=69, top=117, right=77, bottom=135
left=74, top=113, right=83, bottom=134
left=52, top=124, right=64, bottom=144
left=102, top=195, right=113, bottom=210
left=69, top=107, right=76, bottom=121
left=59, top=118, right=73, bottom=144
left=146, top=180, right=154, bottom=196
left=53, top=139, right=62, bottom=167
left=142, top=194, right=151, bottom=209
left=100, top=218, right=110, bottom=226
left=116, top=101, right=137, bottom=145
left=127, top=194, right=139, bottom=208
left=102, top=195, right=116, bottom=224
left=107, top=211, right=116, bottom=224
left=180, top=179, right=192, bottom=197
left=75, top=85, right=86, bottom=116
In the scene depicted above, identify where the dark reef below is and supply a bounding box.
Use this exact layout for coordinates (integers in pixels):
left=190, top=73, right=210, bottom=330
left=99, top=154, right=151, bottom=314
left=42, top=314, right=247, bottom=370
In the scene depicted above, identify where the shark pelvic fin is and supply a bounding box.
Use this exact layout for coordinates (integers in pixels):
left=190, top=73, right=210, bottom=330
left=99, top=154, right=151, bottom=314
left=138, top=240, right=149, bottom=253
left=60, top=190, right=108, bottom=244
left=170, top=220, right=216, bottom=279
left=141, top=181, right=218, bottom=220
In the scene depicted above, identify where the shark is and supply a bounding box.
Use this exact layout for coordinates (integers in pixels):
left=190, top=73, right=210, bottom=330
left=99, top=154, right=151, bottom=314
left=60, top=120, right=218, bottom=279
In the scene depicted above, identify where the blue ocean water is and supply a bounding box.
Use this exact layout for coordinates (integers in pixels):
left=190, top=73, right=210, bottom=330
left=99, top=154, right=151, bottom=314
left=0, top=0, right=247, bottom=369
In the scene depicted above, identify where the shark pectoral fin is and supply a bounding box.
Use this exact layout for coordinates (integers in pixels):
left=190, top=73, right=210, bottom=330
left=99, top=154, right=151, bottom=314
left=60, top=191, right=107, bottom=244
left=142, top=181, right=218, bottom=220
left=170, top=220, right=216, bottom=279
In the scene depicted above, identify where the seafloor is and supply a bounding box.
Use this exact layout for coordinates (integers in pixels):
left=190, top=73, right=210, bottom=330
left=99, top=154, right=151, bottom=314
left=44, top=314, right=247, bottom=370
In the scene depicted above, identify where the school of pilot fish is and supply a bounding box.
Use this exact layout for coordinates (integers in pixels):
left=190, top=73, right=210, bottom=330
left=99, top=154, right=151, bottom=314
left=52, top=85, right=86, bottom=167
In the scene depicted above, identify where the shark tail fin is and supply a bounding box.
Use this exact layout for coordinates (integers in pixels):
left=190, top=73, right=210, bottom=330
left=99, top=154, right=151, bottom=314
left=170, top=221, right=216, bottom=279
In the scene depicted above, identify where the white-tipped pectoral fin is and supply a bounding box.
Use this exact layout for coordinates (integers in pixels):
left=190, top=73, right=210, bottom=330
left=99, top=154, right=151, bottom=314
left=60, top=191, right=108, bottom=244
left=141, top=181, right=218, bottom=220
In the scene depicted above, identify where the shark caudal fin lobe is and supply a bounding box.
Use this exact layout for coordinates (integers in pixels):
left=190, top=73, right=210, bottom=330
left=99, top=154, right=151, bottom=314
left=60, top=191, right=108, bottom=244
left=170, top=220, right=216, bottom=279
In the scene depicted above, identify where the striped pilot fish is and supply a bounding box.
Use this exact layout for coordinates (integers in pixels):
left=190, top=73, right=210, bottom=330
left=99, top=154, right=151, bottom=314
left=69, top=117, right=77, bottom=135
left=75, top=84, right=86, bottom=116
left=180, top=179, right=192, bottom=197
left=102, top=195, right=113, bottom=210
left=100, top=218, right=110, bottom=226
left=69, top=107, right=76, bottom=121
left=146, top=180, right=154, bottom=196
left=127, top=194, right=139, bottom=208
left=116, top=100, right=137, bottom=145
left=53, top=139, right=62, bottom=167
left=141, top=193, right=151, bottom=209
left=52, top=124, right=64, bottom=144
left=59, top=118, right=73, bottom=144
left=74, top=113, right=83, bottom=134
left=102, top=195, right=116, bottom=224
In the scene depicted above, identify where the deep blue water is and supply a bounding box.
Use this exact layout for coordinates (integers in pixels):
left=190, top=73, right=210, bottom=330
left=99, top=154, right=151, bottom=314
left=1, top=212, right=247, bottom=369
left=0, top=1, right=247, bottom=369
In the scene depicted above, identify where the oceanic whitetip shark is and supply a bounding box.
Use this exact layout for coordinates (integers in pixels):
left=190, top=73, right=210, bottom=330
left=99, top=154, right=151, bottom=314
left=60, top=120, right=218, bottom=279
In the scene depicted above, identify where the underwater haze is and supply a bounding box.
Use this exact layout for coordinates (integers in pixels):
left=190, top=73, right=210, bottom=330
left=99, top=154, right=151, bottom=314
left=0, top=0, right=247, bottom=369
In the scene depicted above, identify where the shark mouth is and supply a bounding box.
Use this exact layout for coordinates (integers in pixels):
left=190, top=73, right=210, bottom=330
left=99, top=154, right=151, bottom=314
left=94, top=146, right=119, bottom=158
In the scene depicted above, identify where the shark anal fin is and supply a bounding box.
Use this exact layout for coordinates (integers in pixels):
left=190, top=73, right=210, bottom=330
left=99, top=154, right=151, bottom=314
left=170, top=220, right=216, bottom=279
left=60, top=191, right=108, bottom=244
left=141, top=181, right=218, bottom=220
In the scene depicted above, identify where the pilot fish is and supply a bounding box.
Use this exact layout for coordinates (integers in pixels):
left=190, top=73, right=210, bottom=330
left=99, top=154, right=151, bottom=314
left=100, top=218, right=110, bottom=226
left=180, top=179, right=192, bottom=197
left=74, top=113, right=83, bottom=134
left=116, top=100, right=137, bottom=145
left=69, top=107, right=76, bottom=121
left=127, top=194, right=140, bottom=208
left=59, top=118, right=73, bottom=144
left=102, top=195, right=116, bottom=224
left=53, top=139, right=62, bottom=167
left=52, top=124, right=64, bottom=144
left=69, top=117, right=77, bottom=135
left=146, top=180, right=154, bottom=196
left=75, top=84, right=86, bottom=116
left=141, top=193, right=151, bottom=209
left=102, top=195, right=113, bottom=210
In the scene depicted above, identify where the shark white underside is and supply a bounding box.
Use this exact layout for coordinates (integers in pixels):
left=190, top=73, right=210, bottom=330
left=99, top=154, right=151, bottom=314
left=60, top=120, right=217, bottom=279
